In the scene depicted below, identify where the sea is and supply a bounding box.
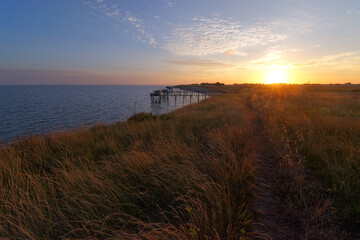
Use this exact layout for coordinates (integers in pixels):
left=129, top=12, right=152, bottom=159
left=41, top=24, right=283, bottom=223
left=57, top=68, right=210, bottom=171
left=0, top=85, right=206, bottom=144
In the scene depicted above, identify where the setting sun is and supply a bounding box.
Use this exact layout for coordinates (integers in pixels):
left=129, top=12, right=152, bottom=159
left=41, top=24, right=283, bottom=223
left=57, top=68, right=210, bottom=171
left=264, top=69, right=288, bottom=84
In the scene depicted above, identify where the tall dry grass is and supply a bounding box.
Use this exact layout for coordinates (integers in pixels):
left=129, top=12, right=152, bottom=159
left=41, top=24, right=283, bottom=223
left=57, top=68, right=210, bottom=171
left=250, top=85, right=360, bottom=237
left=2, top=84, right=357, bottom=239
left=0, top=95, right=256, bottom=239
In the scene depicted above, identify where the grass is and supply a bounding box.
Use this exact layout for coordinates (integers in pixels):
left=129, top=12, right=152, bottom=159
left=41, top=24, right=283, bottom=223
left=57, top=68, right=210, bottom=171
left=1, top=84, right=359, bottom=238
left=0, top=94, right=255, bottom=239
left=250, top=84, right=360, bottom=234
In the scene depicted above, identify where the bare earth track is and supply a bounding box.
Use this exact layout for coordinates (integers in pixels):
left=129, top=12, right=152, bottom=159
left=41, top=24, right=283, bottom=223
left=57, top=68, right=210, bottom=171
left=250, top=111, right=300, bottom=240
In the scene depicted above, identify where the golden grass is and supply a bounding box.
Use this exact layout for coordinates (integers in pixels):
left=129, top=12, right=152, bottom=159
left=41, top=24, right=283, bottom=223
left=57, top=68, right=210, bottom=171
left=1, top=84, right=359, bottom=238
left=0, top=95, right=255, bottom=239
left=250, top=84, right=360, bottom=234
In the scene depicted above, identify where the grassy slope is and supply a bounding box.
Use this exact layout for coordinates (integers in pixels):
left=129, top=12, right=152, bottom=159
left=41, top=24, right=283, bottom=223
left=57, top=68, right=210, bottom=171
left=0, top=94, right=255, bottom=239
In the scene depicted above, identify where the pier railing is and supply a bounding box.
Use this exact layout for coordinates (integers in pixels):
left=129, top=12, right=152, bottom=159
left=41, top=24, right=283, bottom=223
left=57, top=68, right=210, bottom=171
left=150, top=88, right=217, bottom=103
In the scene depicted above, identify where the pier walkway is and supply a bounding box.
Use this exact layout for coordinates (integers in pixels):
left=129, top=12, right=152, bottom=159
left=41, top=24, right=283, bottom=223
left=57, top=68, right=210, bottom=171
left=150, top=88, right=216, bottom=103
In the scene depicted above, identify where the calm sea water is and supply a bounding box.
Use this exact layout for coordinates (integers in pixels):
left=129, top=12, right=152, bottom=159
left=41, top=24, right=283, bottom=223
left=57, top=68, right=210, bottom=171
left=0, top=85, right=205, bottom=143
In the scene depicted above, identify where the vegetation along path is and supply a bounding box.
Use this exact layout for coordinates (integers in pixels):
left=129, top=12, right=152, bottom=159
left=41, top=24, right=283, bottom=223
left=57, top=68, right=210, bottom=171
left=0, top=84, right=359, bottom=239
left=250, top=110, right=298, bottom=240
left=246, top=86, right=359, bottom=240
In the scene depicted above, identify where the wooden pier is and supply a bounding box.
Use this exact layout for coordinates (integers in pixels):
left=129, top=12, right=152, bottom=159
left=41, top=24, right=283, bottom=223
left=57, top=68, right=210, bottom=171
left=150, top=88, right=214, bottom=103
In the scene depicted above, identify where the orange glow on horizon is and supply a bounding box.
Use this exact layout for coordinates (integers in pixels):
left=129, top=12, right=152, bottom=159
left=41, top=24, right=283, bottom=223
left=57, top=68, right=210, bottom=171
left=264, top=69, right=288, bottom=84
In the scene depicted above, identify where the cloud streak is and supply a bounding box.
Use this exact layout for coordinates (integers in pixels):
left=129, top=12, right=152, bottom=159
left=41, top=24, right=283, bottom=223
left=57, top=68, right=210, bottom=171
left=250, top=49, right=282, bottom=64
left=294, top=52, right=360, bottom=70
left=124, top=12, right=157, bottom=45
left=347, top=9, right=359, bottom=15
left=83, top=1, right=157, bottom=46
left=162, top=0, right=175, bottom=8
left=164, top=17, right=286, bottom=56
left=163, top=59, right=234, bottom=68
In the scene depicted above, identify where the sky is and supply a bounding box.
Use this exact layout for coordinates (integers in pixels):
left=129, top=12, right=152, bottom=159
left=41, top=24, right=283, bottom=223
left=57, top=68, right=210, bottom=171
left=0, top=0, right=359, bottom=85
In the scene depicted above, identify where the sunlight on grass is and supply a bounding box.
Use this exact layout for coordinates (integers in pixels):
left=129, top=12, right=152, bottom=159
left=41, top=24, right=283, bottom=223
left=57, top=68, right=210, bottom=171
left=0, top=94, right=256, bottom=239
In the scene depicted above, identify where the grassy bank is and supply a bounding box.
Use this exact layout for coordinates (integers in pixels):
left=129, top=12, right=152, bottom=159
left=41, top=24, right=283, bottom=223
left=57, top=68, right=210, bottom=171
left=1, top=84, right=359, bottom=239
left=0, top=94, right=256, bottom=239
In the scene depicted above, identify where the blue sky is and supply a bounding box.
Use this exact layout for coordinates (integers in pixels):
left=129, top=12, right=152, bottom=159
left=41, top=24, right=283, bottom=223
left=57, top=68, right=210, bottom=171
left=1, top=0, right=359, bottom=84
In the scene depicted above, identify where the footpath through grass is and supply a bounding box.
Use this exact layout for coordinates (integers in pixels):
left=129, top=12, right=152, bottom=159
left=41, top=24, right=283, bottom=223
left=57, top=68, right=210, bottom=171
left=250, top=85, right=360, bottom=234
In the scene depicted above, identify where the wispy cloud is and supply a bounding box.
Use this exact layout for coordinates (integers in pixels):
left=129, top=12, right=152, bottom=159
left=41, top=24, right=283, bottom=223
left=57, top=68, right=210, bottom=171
left=163, top=0, right=175, bottom=8
left=250, top=49, right=282, bottom=64
left=225, top=49, right=234, bottom=57
left=83, top=1, right=157, bottom=46
left=164, top=17, right=286, bottom=57
left=124, top=12, right=157, bottom=45
left=289, top=49, right=303, bottom=52
left=294, top=52, right=360, bottom=70
left=163, top=59, right=234, bottom=68
left=347, top=9, right=360, bottom=15
left=243, top=51, right=360, bottom=72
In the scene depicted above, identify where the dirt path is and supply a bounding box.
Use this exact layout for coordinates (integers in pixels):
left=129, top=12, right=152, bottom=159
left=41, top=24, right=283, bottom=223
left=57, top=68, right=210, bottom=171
left=250, top=113, right=299, bottom=240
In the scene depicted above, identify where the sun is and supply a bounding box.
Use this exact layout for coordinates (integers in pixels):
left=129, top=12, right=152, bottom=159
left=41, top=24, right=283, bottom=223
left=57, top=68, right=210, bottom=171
left=264, top=69, right=288, bottom=84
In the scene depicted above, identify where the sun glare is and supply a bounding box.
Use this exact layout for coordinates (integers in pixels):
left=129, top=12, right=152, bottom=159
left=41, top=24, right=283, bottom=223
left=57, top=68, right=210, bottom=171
left=264, top=69, right=288, bottom=84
